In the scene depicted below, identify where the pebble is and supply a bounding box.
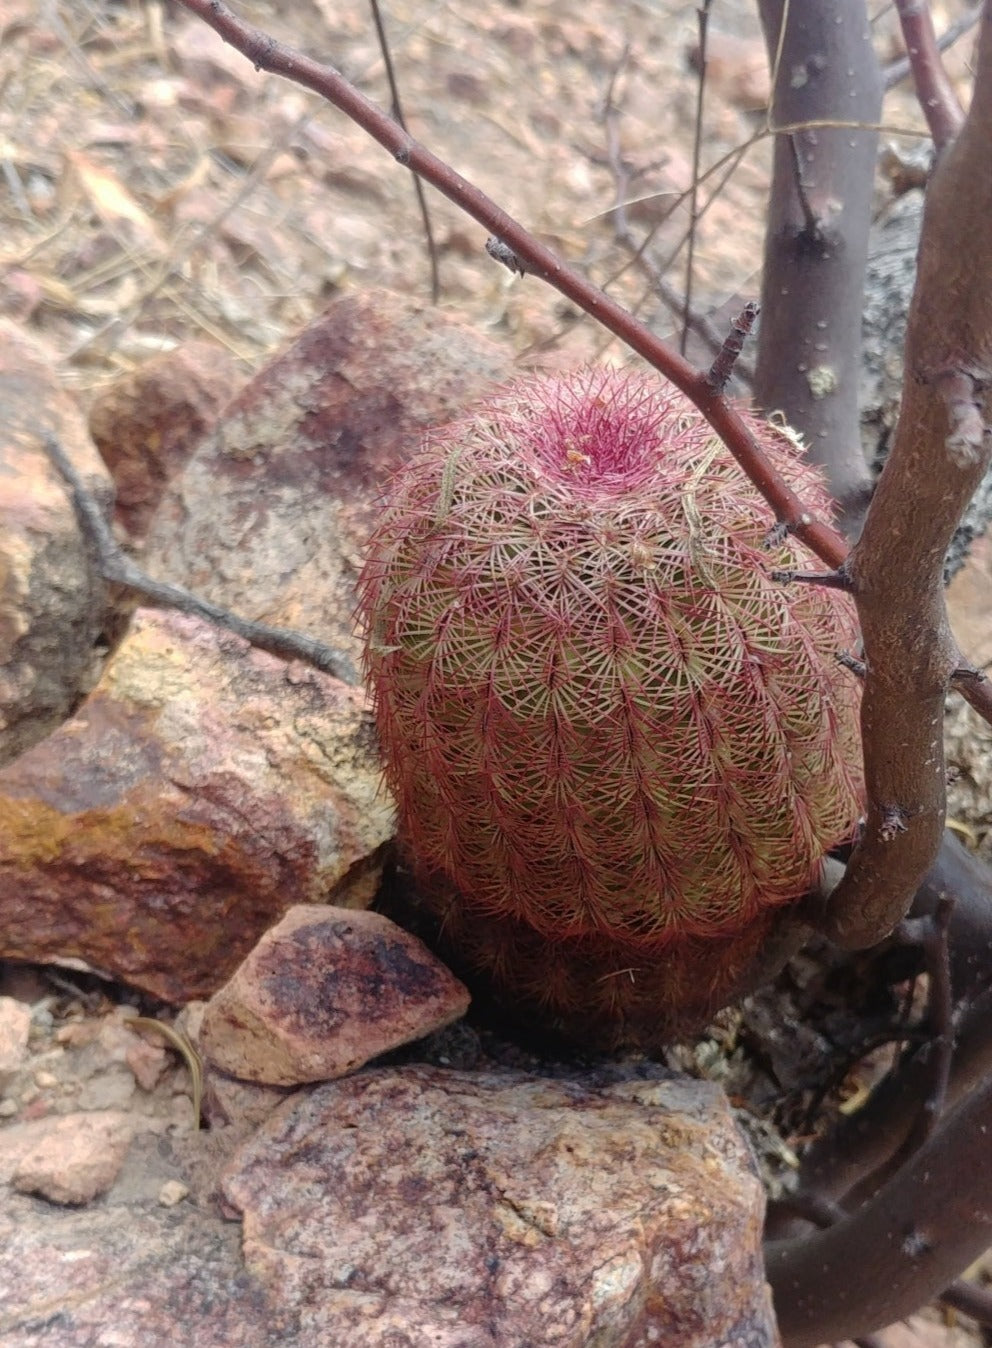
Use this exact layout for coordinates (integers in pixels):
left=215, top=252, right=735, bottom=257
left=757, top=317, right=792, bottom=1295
left=158, top=1180, right=189, bottom=1207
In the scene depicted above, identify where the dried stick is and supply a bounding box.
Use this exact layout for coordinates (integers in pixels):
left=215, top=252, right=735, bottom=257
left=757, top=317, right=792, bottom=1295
left=754, top=0, right=881, bottom=537
left=368, top=0, right=439, bottom=302
left=42, top=432, right=358, bottom=685
left=706, top=303, right=760, bottom=394
left=172, top=0, right=847, bottom=567
left=894, top=0, right=966, bottom=148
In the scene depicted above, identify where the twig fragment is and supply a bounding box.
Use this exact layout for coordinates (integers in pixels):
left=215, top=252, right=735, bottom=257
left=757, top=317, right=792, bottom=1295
left=42, top=432, right=358, bottom=685
left=705, top=301, right=760, bottom=393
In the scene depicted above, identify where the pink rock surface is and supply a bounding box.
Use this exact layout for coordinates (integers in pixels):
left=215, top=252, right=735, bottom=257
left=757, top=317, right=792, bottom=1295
left=0, top=609, right=393, bottom=1002
left=88, top=341, right=241, bottom=543
left=12, top=1110, right=133, bottom=1204
left=0, top=320, right=114, bottom=765
left=222, top=1064, right=780, bottom=1347
left=200, top=905, right=470, bottom=1086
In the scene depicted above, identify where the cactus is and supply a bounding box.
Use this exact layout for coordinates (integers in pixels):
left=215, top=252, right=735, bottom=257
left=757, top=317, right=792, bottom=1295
left=358, top=368, right=864, bottom=1045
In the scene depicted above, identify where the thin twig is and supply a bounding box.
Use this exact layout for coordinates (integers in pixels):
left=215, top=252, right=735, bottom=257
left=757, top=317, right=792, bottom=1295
left=894, top=0, right=966, bottom=148
left=42, top=431, right=358, bottom=685
left=883, top=3, right=982, bottom=91
left=682, top=0, right=713, bottom=356
left=368, top=0, right=439, bottom=302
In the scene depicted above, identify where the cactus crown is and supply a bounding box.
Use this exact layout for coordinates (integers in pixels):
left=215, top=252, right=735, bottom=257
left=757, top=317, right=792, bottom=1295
left=358, top=369, right=863, bottom=950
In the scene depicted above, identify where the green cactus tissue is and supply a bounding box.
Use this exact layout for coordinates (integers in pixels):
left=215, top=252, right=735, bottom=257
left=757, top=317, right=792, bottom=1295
left=358, top=368, right=863, bottom=1046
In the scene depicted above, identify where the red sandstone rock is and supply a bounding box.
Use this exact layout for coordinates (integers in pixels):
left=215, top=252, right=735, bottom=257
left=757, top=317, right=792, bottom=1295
left=88, top=341, right=241, bottom=543
left=200, top=906, right=471, bottom=1086
left=222, top=1064, right=780, bottom=1347
left=0, top=996, right=31, bottom=1084
left=0, top=321, right=114, bottom=766
left=0, top=609, right=393, bottom=1003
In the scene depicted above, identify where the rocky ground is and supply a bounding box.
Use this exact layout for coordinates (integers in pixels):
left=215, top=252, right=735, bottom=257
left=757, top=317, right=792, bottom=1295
left=0, top=1, right=990, bottom=1346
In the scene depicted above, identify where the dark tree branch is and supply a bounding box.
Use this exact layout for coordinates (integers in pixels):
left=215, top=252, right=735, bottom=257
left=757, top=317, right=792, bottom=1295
left=173, top=0, right=848, bottom=567
left=767, top=1068, right=992, bottom=1347
left=42, top=431, right=358, bottom=685
left=754, top=0, right=882, bottom=538
left=894, top=0, right=966, bottom=149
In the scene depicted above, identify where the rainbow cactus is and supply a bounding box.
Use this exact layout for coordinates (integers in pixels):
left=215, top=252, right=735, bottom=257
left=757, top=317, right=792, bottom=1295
left=358, top=369, right=864, bottom=1045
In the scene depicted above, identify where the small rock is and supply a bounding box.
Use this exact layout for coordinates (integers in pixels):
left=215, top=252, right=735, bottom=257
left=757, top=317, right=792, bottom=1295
left=686, top=31, right=770, bottom=111
left=200, top=906, right=470, bottom=1086
left=88, top=341, right=241, bottom=544
left=201, top=1066, right=299, bottom=1132
left=222, top=1064, right=779, bottom=1346
left=12, top=1110, right=133, bottom=1205
left=0, top=995, right=31, bottom=1082
left=0, top=610, right=394, bottom=1002
left=33, top=1069, right=58, bottom=1090
left=125, top=1035, right=170, bottom=1092
left=157, top=1179, right=189, bottom=1207
left=0, top=1098, right=17, bottom=1118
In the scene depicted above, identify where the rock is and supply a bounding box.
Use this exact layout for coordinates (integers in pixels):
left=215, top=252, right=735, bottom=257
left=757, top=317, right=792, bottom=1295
left=88, top=342, right=241, bottom=544
left=0, top=609, right=394, bottom=1002
left=141, top=289, right=512, bottom=680
left=222, top=1064, right=779, bottom=1347
left=200, top=906, right=470, bottom=1086
left=687, top=31, right=769, bottom=111
left=12, top=1110, right=133, bottom=1205
left=0, top=320, right=114, bottom=766
left=201, top=1066, right=300, bottom=1133
left=0, top=996, right=31, bottom=1083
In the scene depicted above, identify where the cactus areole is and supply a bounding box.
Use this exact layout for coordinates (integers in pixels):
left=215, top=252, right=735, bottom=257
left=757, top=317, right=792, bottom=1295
left=358, top=369, right=864, bottom=1044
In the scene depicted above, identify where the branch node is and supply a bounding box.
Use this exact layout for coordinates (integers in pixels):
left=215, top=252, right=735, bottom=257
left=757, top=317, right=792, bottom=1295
left=771, top=566, right=854, bottom=592
left=485, top=235, right=529, bottom=277
left=705, top=301, right=760, bottom=393
left=880, top=805, right=910, bottom=843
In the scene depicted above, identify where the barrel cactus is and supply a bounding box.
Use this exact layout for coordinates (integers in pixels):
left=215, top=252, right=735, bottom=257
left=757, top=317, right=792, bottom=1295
left=358, top=368, right=864, bottom=1046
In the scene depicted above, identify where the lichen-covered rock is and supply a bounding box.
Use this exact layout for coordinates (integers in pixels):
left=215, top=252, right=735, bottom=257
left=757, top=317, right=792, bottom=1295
left=0, top=321, right=114, bottom=765
left=222, top=1064, right=780, bottom=1347
left=0, top=609, right=393, bottom=1002
left=200, top=906, right=469, bottom=1086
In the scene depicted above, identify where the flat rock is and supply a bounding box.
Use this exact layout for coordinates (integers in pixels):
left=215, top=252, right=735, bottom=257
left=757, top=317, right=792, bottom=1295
left=11, top=1109, right=133, bottom=1205
left=88, top=341, right=241, bottom=544
left=0, top=320, right=114, bottom=765
left=141, top=288, right=512, bottom=678
left=0, top=609, right=394, bottom=1002
left=222, top=1064, right=780, bottom=1347
left=200, top=905, right=470, bottom=1085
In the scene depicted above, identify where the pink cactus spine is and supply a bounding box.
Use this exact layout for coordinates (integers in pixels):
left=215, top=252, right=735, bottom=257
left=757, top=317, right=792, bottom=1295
left=358, top=368, right=864, bottom=959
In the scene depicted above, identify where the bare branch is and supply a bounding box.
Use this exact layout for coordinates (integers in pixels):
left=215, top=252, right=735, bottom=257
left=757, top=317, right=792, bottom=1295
left=172, top=0, right=848, bottom=567
left=706, top=302, right=760, bottom=393
left=895, top=0, right=966, bottom=148
left=820, top=2, right=992, bottom=951
left=754, top=0, right=882, bottom=537
left=884, top=4, right=982, bottom=92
